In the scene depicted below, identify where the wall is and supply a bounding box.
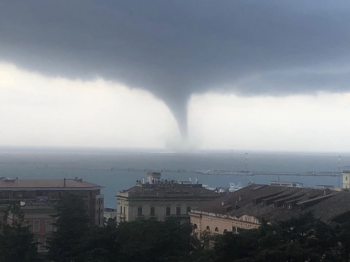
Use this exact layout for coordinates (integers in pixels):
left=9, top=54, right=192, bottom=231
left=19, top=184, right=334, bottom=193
left=117, top=196, right=213, bottom=223
left=343, top=172, right=350, bottom=188
left=190, top=212, right=260, bottom=236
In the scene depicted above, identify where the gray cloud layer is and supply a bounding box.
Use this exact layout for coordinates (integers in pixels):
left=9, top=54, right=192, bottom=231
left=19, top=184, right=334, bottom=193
left=1, top=0, right=350, bottom=135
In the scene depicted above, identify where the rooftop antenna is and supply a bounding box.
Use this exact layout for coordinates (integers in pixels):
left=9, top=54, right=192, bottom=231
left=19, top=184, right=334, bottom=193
left=338, top=155, right=342, bottom=188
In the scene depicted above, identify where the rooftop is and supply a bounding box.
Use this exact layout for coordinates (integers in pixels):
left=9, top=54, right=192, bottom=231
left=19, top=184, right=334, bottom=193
left=118, top=183, right=221, bottom=198
left=0, top=177, right=102, bottom=190
left=193, top=184, right=350, bottom=224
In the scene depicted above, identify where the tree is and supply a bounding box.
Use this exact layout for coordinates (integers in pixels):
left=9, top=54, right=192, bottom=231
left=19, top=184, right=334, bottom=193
left=79, top=218, right=121, bottom=262
left=213, top=228, right=260, bottom=262
left=117, top=218, right=193, bottom=262
left=0, top=204, right=41, bottom=261
left=212, top=213, right=340, bottom=262
left=189, top=230, right=216, bottom=262
left=333, top=222, right=350, bottom=262
left=47, top=194, right=90, bottom=262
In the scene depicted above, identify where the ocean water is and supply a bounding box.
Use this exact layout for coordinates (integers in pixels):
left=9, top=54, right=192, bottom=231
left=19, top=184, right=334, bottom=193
left=0, top=147, right=348, bottom=208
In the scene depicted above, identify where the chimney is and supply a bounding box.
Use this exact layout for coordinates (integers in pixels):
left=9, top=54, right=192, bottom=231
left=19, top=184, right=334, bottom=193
left=64, top=178, right=66, bottom=187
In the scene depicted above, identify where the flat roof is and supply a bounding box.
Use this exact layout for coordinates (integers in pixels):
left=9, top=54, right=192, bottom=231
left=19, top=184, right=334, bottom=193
left=0, top=178, right=102, bottom=190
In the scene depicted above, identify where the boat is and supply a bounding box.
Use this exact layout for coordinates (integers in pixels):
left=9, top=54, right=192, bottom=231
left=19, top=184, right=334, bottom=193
left=229, top=182, right=242, bottom=192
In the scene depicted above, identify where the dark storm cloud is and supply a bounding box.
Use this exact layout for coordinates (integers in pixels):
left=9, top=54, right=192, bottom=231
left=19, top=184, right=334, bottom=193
left=1, top=0, right=350, bottom=135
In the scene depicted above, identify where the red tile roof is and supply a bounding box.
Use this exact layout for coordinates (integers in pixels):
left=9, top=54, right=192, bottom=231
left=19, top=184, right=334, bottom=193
left=193, top=184, right=350, bottom=224
left=0, top=178, right=101, bottom=189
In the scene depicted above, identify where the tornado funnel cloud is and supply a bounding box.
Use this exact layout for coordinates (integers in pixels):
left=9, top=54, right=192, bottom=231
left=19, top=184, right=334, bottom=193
left=1, top=0, right=350, bottom=145
left=170, top=103, right=188, bottom=138
left=161, top=94, right=189, bottom=138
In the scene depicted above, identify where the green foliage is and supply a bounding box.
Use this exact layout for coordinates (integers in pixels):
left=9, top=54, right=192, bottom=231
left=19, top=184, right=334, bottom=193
left=47, top=194, right=90, bottom=262
left=117, top=218, right=193, bottom=262
left=334, top=222, right=350, bottom=262
left=78, top=218, right=121, bottom=262
left=47, top=195, right=194, bottom=262
left=0, top=204, right=41, bottom=262
left=38, top=196, right=350, bottom=262
left=212, top=213, right=348, bottom=262
left=213, top=228, right=260, bottom=262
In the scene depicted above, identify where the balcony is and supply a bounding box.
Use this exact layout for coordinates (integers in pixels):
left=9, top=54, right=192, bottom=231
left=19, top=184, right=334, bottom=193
left=117, top=213, right=126, bottom=218
left=36, top=196, right=49, bottom=200
left=167, top=214, right=189, bottom=218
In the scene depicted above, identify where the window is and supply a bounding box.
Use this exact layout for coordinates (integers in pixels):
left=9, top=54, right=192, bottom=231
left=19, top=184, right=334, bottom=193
left=223, top=229, right=228, bottom=234
left=150, top=207, right=155, bottom=216
left=120, top=205, right=122, bottom=213
left=123, top=207, right=125, bottom=214
left=215, top=227, right=219, bottom=232
left=137, top=207, right=143, bottom=216
left=206, top=226, right=210, bottom=231
left=46, top=220, right=52, bottom=232
left=176, top=207, right=181, bottom=215
left=33, top=220, right=40, bottom=232
left=187, top=207, right=191, bottom=213
left=41, top=237, right=46, bottom=250
left=166, top=207, right=171, bottom=216
left=34, top=238, right=40, bottom=249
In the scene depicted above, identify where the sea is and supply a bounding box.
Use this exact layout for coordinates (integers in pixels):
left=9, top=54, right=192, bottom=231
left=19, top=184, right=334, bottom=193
left=0, top=147, right=349, bottom=208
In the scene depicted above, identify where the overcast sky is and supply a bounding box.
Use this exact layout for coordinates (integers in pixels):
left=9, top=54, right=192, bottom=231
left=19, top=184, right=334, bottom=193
left=1, top=1, right=350, bottom=152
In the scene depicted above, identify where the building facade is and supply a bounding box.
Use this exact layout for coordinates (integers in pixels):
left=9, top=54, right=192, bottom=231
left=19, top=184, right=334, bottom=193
left=5, top=202, right=56, bottom=253
left=0, top=177, right=104, bottom=252
left=270, top=181, right=303, bottom=187
left=104, top=207, right=117, bottom=221
left=116, top=172, right=221, bottom=223
left=343, top=171, right=350, bottom=188
left=0, top=177, right=104, bottom=226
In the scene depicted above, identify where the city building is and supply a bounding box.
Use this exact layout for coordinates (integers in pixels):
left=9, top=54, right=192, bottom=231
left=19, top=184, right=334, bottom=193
left=190, top=184, right=350, bottom=236
left=343, top=170, right=350, bottom=188
left=0, top=177, right=104, bottom=252
left=116, top=172, right=221, bottom=223
left=104, top=207, right=117, bottom=221
left=6, top=201, right=56, bottom=252
left=0, top=177, right=104, bottom=226
left=314, top=185, right=335, bottom=190
left=270, top=181, right=303, bottom=187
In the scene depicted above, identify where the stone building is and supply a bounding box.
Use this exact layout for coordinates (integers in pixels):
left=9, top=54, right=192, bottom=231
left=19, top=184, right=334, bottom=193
left=0, top=177, right=104, bottom=226
left=104, top=207, right=117, bottom=221
left=343, top=170, right=350, bottom=188
left=190, top=184, right=350, bottom=236
left=0, top=177, right=104, bottom=252
left=116, top=172, right=221, bottom=223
